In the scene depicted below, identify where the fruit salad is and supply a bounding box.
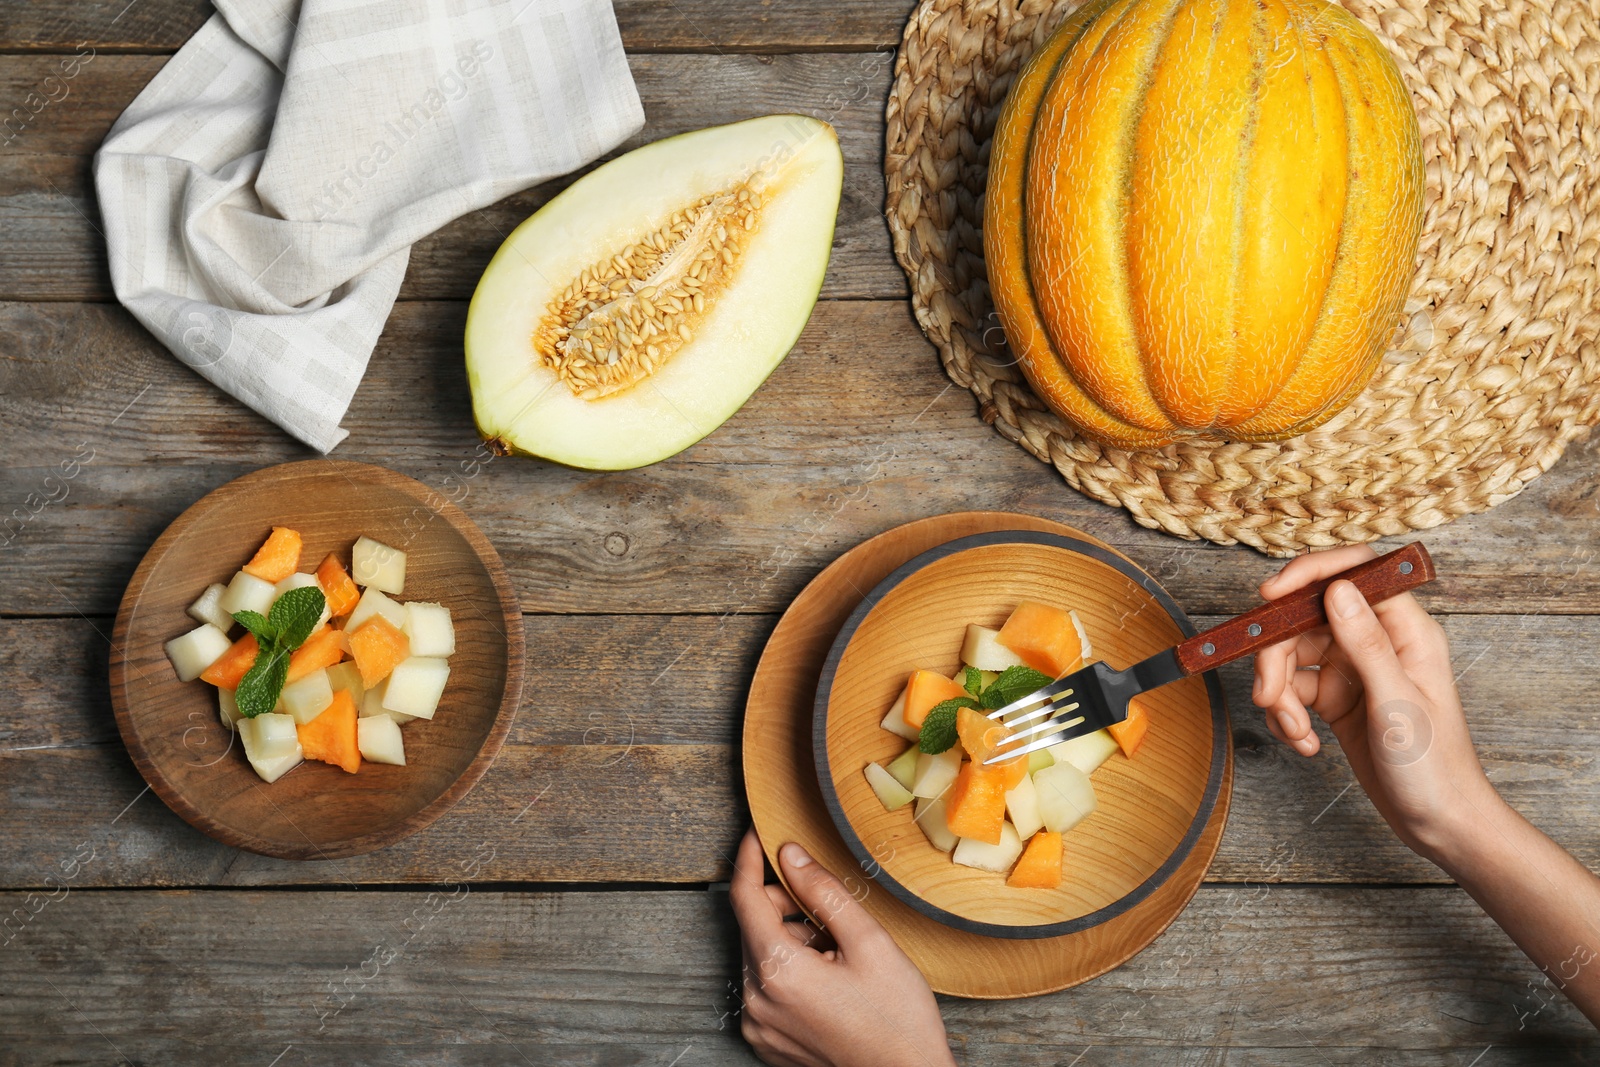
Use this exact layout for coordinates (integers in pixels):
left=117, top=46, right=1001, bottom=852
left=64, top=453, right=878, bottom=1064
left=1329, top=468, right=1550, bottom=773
left=862, top=601, right=1148, bottom=889
left=164, top=527, right=456, bottom=783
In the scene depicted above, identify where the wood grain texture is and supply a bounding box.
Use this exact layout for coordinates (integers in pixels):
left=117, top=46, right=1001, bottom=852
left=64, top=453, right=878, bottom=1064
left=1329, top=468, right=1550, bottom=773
left=818, top=533, right=1223, bottom=936
left=108, top=461, right=524, bottom=859
left=4, top=300, right=1599, bottom=619
left=0, top=0, right=914, bottom=53
left=0, top=53, right=902, bottom=302
left=2, top=610, right=1597, bottom=888
left=1, top=888, right=1595, bottom=1062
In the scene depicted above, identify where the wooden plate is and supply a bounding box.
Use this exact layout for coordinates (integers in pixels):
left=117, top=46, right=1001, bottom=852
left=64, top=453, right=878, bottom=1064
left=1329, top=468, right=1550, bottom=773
left=744, top=512, right=1232, bottom=998
left=109, top=460, right=524, bottom=860
left=815, top=532, right=1226, bottom=937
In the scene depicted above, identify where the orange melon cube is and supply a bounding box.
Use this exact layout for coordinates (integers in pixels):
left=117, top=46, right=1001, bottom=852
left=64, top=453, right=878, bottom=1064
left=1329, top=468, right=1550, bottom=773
left=900, top=669, right=970, bottom=730
left=1109, top=698, right=1149, bottom=758
left=1007, top=831, right=1063, bottom=889
left=348, top=616, right=410, bottom=687
left=955, top=707, right=1026, bottom=789
left=996, top=601, right=1084, bottom=677
left=241, top=526, right=303, bottom=584
left=315, top=553, right=361, bottom=618
left=287, top=624, right=345, bottom=684
left=199, top=632, right=259, bottom=690
left=944, top=762, right=1009, bottom=845
left=297, top=690, right=360, bottom=773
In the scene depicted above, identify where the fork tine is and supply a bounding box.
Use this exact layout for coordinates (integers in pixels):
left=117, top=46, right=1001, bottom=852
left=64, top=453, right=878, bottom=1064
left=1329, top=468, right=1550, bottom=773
left=985, top=676, right=1077, bottom=721
left=996, top=705, right=1085, bottom=749
left=983, top=722, right=1086, bottom=764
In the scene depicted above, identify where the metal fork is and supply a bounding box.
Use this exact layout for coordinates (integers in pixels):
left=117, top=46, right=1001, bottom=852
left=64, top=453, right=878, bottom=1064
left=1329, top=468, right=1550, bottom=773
left=982, top=542, right=1436, bottom=764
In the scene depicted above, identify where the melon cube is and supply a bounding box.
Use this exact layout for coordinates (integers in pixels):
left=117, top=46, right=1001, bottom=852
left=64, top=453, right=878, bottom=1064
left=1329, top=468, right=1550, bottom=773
left=345, top=585, right=407, bottom=633
left=241, top=712, right=300, bottom=762
left=273, top=571, right=331, bottom=628
left=961, top=625, right=1027, bottom=672
left=1047, top=729, right=1118, bottom=776
left=864, top=762, right=914, bottom=811
left=910, top=747, right=961, bottom=800
left=187, top=583, right=235, bottom=633
left=879, top=691, right=920, bottom=743
left=351, top=536, right=406, bottom=594
left=218, top=570, right=276, bottom=618
left=403, top=601, right=455, bottom=658
left=218, top=688, right=241, bottom=731
left=1033, top=761, right=1098, bottom=834
left=326, top=661, right=366, bottom=704
left=1027, top=747, right=1055, bottom=773
left=279, top=668, right=334, bottom=725
left=952, top=820, right=1025, bottom=873
left=381, top=657, right=449, bottom=720
left=361, top=679, right=417, bottom=725
left=164, top=624, right=233, bottom=682
left=1005, top=773, right=1045, bottom=840
left=913, top=797, right=958, bottom=852
left=357, top=714, right=406, bottom=765
left=885, top=745, right=919, bottom=791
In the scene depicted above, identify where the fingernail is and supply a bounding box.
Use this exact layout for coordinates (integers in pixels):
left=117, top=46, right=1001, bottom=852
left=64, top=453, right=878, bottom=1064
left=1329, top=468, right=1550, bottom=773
left=780, top=843, right=812, bottom=868
left=1278, top=710, right=1298, bottom=737
left=1331, top=581, right=1363, bottom=619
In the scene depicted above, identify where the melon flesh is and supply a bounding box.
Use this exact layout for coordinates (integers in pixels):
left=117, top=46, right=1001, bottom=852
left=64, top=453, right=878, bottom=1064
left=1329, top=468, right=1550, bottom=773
left=466, top=115, right=844, bottom=470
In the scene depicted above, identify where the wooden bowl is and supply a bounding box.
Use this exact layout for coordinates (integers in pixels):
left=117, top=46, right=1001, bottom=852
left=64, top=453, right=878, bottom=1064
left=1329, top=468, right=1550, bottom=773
left=109, top=460, right=524, bottom=859
left=814, top=530, right=1226, bottom=938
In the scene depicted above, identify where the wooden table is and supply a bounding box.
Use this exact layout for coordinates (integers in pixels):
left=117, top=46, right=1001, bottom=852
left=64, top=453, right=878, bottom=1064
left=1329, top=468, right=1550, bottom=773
left=3, top=2, right=1598, bottom=1062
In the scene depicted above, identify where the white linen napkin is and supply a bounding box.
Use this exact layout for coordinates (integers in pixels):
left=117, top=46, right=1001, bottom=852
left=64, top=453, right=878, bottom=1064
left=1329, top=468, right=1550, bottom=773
left=95, top=0, right=644, bottom=452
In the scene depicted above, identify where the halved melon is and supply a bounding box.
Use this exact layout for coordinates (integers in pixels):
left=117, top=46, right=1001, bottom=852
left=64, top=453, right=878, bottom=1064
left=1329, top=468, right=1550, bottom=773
left=465, top=115, right=844, bottom=469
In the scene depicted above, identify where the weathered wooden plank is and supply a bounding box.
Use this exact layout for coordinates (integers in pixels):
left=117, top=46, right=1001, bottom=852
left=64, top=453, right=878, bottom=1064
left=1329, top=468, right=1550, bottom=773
left=0, top=0, right=914, bottom=54
left=3, top=613, right=1596, bottom=888
left=1, top=887, right=1594, bottom=1062
left=0, top=52, right=903, bottom=302
left=4, top=299, right=1599, bottom=618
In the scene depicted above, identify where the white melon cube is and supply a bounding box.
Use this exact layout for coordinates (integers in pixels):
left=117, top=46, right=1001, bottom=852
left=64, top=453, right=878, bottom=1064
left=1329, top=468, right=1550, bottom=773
left=188, top=583, right=235, bottom=633
left=961, top=625, right=1028, bottom=672
left=218, top=570, right=276, bottom=618
left=362, top=679, right=419, bottom=724
left=952, top=820, right=1024, bottom=873
left=238, top=714, right=303, bottom=783
left=864, top=762, right=914, bottom=811
left=879, top=690, right=920, bottom=742
left=218, top=688, right=241, bottom=731
left=885, top=745, right=919, bottom=790
left=351, top=536, right=406, bottom=594
left=279, top=669, right=334, bottom=725
left=913, top=797, right=958, bottom=852
left=1034, top=761, right=1098, bottom=835
left=326, top=661, right=366, bottom=703
left=1027, top=747, right=1055, bottom=773
left=381, top=657, right=450, bottom=720
left=164, top=624, right=233, bottom=682
left=345, top=585, right=407, bottom=633
left=910, top=747, right=962, bottom=800
left=1004, top=773, right=1044, bottom=840
left=357, top=714, right=406, bottom=765
left=403, top=601, right=455, bottom=657
left=1047, top=729, right=1119, bottom=776
left=273, top=571, right=331, bottom=628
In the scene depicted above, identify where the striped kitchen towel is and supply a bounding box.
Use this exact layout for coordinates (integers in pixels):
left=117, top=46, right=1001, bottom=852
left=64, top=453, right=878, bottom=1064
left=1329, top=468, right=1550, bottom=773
left=95, top=0, right=644, bottom=452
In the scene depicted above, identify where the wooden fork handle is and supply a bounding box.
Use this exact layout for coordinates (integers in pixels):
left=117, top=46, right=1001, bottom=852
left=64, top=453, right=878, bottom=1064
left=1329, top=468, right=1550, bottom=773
left=1173, top=542, right=1436, bottom=676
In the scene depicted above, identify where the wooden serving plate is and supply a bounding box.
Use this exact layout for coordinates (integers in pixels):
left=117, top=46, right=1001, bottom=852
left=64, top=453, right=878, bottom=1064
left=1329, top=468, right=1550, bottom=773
left=109, top=460, right=524, bottom=860
left=744, top=513, right=1232, bottom=998
left=816, top=532, right=1225, bottom=937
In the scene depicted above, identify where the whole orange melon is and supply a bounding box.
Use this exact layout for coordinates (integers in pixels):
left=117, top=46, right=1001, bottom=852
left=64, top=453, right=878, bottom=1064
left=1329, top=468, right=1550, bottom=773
left=985, top=0, right=1424, bottom=448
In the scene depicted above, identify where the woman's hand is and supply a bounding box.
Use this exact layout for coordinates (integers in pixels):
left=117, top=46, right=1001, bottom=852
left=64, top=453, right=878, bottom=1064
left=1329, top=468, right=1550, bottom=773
left=1251, top=544, right=1502, bottom=858
left=728, top=828, right=955, bottom=1067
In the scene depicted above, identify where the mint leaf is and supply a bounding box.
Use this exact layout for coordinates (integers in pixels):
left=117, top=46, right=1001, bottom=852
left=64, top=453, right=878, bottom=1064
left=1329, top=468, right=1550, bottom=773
left=268, top=586, right=326, bottom=650
left=234, top=645, right=290, bottom=719
left=917, top=696, right=978, bottom=753
left=232, top=609, right=275, bottom=644
left=979, top=665, right=1055, bottom=710
left=962, top=666, right=983, bottom=698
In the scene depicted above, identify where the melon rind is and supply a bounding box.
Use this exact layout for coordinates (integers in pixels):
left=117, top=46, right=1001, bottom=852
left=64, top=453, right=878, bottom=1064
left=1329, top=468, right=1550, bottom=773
left=465, top=115, right=843, bottom=470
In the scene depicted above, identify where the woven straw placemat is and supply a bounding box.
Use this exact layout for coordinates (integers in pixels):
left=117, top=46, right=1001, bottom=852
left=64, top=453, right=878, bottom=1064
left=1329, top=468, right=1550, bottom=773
left=885, top=0, right=1600, bottom=555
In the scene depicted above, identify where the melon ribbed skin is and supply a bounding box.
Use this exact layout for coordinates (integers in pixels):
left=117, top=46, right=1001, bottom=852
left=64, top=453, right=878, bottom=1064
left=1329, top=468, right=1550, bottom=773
left=985, top=0, right=1424, bottom=448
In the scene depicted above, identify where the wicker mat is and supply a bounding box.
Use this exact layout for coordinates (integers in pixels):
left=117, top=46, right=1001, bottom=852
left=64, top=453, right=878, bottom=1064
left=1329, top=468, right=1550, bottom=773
left=885, top=0, right=1600, bottom=555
